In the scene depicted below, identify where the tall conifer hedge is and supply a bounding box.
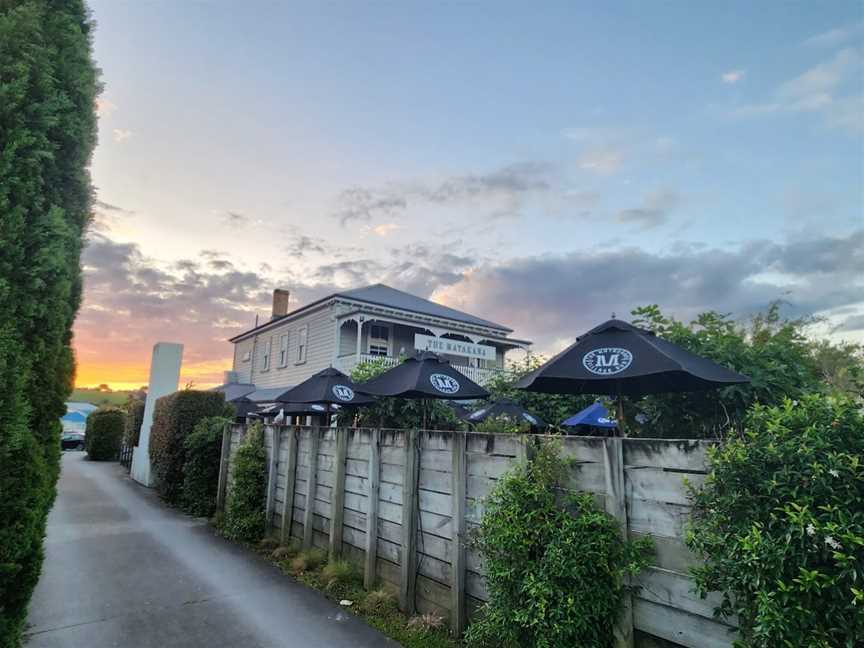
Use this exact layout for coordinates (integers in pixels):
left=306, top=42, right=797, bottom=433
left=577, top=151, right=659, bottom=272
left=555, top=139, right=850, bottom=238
left=0, top=1, right=98, bottom=645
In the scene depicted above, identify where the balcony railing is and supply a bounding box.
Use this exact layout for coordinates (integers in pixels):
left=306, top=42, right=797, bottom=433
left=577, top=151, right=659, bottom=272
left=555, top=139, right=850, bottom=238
left=335, top=353, right=502, bottom=386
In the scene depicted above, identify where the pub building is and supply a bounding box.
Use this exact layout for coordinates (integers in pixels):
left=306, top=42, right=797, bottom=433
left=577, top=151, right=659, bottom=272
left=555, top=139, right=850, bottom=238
left=216, top=284, right=531, bottom=403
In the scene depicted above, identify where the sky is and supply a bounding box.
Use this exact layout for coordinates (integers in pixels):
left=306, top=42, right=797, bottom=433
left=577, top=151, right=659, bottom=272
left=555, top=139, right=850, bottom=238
left=77, top=1, right=864, bottom=389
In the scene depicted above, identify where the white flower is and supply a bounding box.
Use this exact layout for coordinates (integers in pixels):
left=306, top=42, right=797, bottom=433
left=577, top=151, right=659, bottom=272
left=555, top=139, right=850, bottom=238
left=806, top=523, right=816, bottom=536
left=829, top=469, right=839, bottom=478
left=825, top=536, right=841, bottom=550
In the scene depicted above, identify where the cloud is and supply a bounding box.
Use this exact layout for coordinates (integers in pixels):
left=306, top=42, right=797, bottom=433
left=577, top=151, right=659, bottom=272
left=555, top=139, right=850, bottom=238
left=835, top=313, right=864, bottom=333
left=802, top=22, right=864, bottom=48
left=333, top=162, right=552, bottom=226
left=616, top=189, right=681, bottom=230
left=372, top=223, right=401, bottom=237
left=577, top=149, right=625, bottom=174
left=722, top=70, right=745, bottom=84
left=433, top=230, right=864, bottom=355
left=112, top=128, right=133, bottom=143
left=95, top=98, right=117, bottom=117
left=731, top=48, right=863, bottom=134
left=223, top=211, right=249, bottom=226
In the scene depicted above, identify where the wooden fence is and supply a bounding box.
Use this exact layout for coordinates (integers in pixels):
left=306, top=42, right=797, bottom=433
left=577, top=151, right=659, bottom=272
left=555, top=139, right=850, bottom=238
left=217, top=425, right=738, bottom=648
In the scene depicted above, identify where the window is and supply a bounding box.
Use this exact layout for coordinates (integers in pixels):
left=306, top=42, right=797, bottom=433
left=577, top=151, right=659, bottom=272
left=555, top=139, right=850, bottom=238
left=368, top=324, right=390, bottom=357
left=279, top=334, right=289, bottom=367
left=296, top=325, right=308, bottom=363
left=261, top=338, right=271, bottom=371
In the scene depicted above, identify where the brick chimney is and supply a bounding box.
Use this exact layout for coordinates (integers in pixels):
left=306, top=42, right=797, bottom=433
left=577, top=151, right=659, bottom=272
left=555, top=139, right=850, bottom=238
left=272, top=289, right=290, bottom=319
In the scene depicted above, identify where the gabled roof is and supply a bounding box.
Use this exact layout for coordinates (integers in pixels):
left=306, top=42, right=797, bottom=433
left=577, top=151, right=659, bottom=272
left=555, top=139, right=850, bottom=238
left=336, top=284, right=511, bottom=331
left=229, top=283, right=513, bottom=342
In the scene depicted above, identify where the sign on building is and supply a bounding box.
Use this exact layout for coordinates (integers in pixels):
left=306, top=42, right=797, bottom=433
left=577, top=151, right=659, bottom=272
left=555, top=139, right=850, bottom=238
left=414, top=334, right=496, bottom=361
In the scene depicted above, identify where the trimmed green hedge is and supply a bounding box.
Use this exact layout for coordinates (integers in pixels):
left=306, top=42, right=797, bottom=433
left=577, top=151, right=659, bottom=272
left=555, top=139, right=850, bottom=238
left=124, top=398, right=145, bottom=446
left=149, top=390, right=230, bottom=506
left=85, top=408, right=125, bottom=461
left=223, top=421, right=268, bottom=543
left=181, top=416, right=231, bottom=517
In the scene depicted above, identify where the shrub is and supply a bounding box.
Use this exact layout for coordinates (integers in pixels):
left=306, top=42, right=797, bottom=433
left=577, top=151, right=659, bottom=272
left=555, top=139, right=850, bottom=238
left=149, top=390, right=229, bottom=505
left=222, top=422, right=268, bottom=542
left=472, top=414, right=531, bottom=435
left=0, top=2, right=98, bottom=643
left=180, top=416, right=231, bottom=517
left=85, top=408, right=125, bottom=461
left=359, top=586, right=398, bottom=615
left=124, top=398, right=145, bottom=446
left=466, top=442, right=652, bottom=648
left=271, top=541, right=301, bottom=562
left=687, top=395, right=864, bottom=647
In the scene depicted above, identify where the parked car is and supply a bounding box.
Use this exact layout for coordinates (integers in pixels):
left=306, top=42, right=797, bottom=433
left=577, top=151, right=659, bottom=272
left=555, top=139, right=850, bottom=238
left=61, top=432, right=85, bottom=451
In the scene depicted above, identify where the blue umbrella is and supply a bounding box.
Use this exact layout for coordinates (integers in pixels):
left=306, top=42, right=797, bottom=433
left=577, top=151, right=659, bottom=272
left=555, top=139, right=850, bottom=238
left=561, top=402, right=617, bottom=429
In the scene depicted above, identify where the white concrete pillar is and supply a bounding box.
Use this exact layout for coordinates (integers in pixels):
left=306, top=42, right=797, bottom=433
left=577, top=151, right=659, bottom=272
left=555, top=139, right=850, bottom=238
left=355, top=318, right=364, bottom=358
left=131, top=342, right=184, bottom=487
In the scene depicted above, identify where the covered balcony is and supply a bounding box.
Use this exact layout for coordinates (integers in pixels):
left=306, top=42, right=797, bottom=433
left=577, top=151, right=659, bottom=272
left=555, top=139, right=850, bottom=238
left=333, top=315, right=527, bottom=385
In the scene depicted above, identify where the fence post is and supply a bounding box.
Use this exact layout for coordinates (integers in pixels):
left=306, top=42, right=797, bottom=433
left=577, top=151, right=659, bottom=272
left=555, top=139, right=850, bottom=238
left=216, top=424, right=232, bottom=509
left=303, top=427, right=320, bottom=549
left=450, top=431, right=468, bottom=636
left=329, top=427, right=348, bottom=559
left=399, top=429, right=419, bottom=614
left=364, top=428, right=380, bottom=590
left=265, top=426, right=281, bottom=529
left=603, top=437, right=633, bottom=648
left=279, top=427, right=299, bottom=543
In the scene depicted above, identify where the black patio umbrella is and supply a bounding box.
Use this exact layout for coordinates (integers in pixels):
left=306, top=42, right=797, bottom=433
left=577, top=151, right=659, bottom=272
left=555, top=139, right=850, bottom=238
left=356, top=351, right=489, bottom=427
left=465, top=399, right=547, bottom=429
left=516, top=319, right=749, bottom=432
left=273, top=367, right=375, bottom=424
left=253, top=401, right=350, bottom=424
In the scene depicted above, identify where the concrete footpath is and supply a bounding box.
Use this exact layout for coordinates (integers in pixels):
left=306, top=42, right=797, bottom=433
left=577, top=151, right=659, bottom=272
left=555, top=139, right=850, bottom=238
left=25, top=452, right=396, bottom=648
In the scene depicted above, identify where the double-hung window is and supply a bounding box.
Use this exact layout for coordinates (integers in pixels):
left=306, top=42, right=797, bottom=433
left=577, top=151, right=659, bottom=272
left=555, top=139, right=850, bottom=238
left=279, top=334, right=289, bottom=367
left=368, top=324, right=390, bottom=357
left=261, top=338, right=271, bottom=371
left=296, top=325, right=308, bottom=363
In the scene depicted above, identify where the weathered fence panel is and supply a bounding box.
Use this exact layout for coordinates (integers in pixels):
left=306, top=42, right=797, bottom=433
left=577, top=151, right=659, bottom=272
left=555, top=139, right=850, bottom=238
left=223, top=425, right=736, bottom=648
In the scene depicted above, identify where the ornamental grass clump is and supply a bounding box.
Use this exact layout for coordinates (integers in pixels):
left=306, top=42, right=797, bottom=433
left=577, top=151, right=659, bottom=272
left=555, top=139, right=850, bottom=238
left=222, top=421, right=268, bottom=543
left=466, top=442, right=652, bottom=648
left=687, top=395, right=864, bottom=647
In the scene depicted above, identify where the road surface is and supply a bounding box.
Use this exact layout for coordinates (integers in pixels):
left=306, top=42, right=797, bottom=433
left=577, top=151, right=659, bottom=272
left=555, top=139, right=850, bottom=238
left=26, top=452, right=396, bottom=648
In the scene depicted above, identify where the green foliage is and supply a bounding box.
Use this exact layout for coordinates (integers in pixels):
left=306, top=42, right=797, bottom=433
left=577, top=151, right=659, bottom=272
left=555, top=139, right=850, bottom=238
left=149, top=390, right=230, bottom=506
left=627, top=303, right=864, bottom=438
left=84, top=407, right=125, bottom=461
left=687, top=395, right=864, bottom=647
left=472, top=414, right=531, bottom=435
left=0, top=1, right=99, bottom=643
left=180, top=416, right=231, bottom=517
left=289, top=547, right=327, bottom=574
left=321, top=559, right=362, bottom=597
left=485, top=354, right=595, bottom=429
left=351, top=359, right=462, bottom=430
left=124, top=398, right=145, bottom=446
left=223, top=421, right=268, bottom=543
left=466, top=442, right=652, bottom=648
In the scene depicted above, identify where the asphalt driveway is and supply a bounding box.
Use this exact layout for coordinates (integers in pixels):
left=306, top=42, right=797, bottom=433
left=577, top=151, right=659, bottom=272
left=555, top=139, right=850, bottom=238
left=26, top=452, right=395, bottom=648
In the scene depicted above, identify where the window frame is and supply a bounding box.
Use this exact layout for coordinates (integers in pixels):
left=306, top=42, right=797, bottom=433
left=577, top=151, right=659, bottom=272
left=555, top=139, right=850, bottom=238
left=278, top=333, right=289, bottom=367
left=296, top=325, right=308, bottom=364
left=261, top=337, right=271, bottom=372
left=367, top=322, right=392, bottom=357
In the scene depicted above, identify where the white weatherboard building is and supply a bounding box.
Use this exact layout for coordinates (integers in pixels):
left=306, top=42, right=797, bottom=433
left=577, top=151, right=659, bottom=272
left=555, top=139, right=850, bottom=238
left=224, top=284, right=530, bottom=393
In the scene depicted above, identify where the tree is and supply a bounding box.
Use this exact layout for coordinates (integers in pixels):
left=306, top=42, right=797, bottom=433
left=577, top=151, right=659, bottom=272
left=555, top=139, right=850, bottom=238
left=0, top=1, right=99, bottom=644
left=626, top=303, right=860, bottom=438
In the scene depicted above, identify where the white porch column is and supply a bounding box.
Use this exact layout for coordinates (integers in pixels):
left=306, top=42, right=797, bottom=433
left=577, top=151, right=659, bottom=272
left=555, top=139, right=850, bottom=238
left=132, top=342, right=183, bottom=487
left=355, top=317, right=364, bottom=359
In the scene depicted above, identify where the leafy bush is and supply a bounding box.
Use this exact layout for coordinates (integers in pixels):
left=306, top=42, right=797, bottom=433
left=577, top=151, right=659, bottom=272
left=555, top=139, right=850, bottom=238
left=180, top=416, right=231, bottom=517
left=85, top=408, right=125, bottom=461
left=124, top=398, right=145, bottom=446
left=149, top=390, right=230, bottom=505
left=472, top=414, right=531, bottom=435
left=289, top=548, right=327, bottom=574
left=466, top=442, right=652, bottom=648
left=0, top=2, right=98, bottom=643
left=351, top=358, right=462, bottom=430
left=687, top=395, right=864, bottom=647
left=223, top=421, right=268, bottom=542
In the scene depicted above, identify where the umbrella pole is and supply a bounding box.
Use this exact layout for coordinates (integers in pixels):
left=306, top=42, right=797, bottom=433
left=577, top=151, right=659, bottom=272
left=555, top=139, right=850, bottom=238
left=616, top=383, right=626, bottom=437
